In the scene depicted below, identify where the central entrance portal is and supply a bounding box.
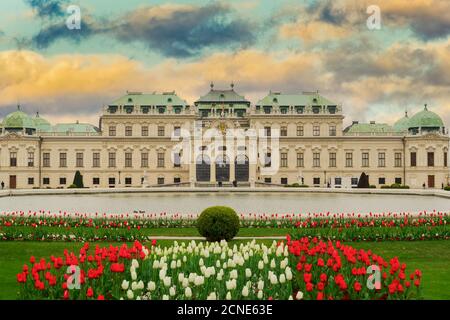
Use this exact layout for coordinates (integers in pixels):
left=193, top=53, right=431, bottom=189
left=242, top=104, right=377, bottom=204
left=216, top=155, right=230, bottom=182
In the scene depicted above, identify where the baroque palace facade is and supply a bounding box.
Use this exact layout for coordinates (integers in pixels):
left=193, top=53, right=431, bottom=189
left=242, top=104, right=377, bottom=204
left=0, top=84, right=449, bottom=189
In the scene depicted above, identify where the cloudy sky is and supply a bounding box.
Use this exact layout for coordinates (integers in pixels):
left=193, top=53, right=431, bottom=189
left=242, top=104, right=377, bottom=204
left=0, top=0, right=449, bottom=127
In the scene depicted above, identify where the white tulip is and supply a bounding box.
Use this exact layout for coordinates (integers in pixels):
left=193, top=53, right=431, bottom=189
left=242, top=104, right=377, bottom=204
left=137, top=280, right=144, bottom=290
left=217, top=273, right=223, bottom=281
left=162, top=295, right=169, bottom=300
left=169, top=286, right=176, bottom=296
left=163, top=277, right=171, bottom=287
left=258, top=261, right=264, bottom=270
left=131, top=259, right=139, bottom=269
left=121, top=280, right=129, bottom=290
left=170, top=261, right=176, bottom=269
left=230, top=270, right=238, bottom=280
left=183, top=256, right=187, bottom=262
left=131, top=281, right=138, bottom=291
left=159, top=269, right=166, bottom=280
left=270, top=259, right=276, bottom=268
left=194, top=276, right=204, bottom=286
left=257, top=280, right=264, bottom=291
left=242, top=286, right=249, bottom=297
left=131, top=271, right=137, bottom=281
left=226, top=292, right=232, bottom=300
left=257, top=290, right=263, bottom=299
left=296, top=291, right=304, bottom=300
left=147, top=281, right=156, bottom=291
left=127, top=289, right=134, bottom=300
left=152, top=260, right=160, bottom=269
left=178, top=273, right=185, bottom=283
left=285, top=267, right=293, bottom=281
left=207, top=292, right=217, bottom=300
left=177, top=260, right=182, bottom=268
left=185, top=287, right=192, bottom=298
left=279, top=274, right=286, bottom=284
left=182, top=278, right=189, bottom=288
left=199, top=258, right=204, bottom=266
left=245, top=268, right=252, bottom=278
left=270, top=274, right=278, bottom=285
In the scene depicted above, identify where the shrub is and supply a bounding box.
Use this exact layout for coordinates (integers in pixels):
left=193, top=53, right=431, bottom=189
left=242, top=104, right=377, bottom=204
left=72, top=171, right=84, bottom=188
left=68, top=184, right=78, bottom=189
left=444, top=186, right=450, bottom=191
left=357, top=173, right=370, bottom=188
left=196, top=206, right=240, bottom=242
left=381, top=184, right=410, bottom=189
left=369, top=185, right=377, bottom=189
left=286, top=183, right=309, bottom=188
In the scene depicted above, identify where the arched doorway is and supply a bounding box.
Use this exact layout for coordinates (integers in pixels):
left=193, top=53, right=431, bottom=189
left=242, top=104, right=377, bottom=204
left=235, top=155, right=249, bottom=182
left=196, top=154, right=210, bottom=182
left=216, top=155, right=230, bottom=182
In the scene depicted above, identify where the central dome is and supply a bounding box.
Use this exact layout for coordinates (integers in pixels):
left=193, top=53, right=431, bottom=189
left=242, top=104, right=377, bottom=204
left=2, top=108, right=36, bottom=129
left=408, top=105, right=444, bottom=129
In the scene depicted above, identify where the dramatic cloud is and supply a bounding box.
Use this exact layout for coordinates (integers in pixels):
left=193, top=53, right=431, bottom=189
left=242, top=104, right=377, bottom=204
left=28, top=2, right=256, bottom=58
left=25, top=0, right=69, bottom=18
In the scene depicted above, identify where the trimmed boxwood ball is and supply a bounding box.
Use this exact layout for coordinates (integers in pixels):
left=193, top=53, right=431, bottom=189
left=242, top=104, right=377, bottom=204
left=197, top=206, right=240, bottom=242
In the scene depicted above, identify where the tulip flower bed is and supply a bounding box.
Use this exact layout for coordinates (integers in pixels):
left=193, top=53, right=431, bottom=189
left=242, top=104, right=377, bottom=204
left=15, top=238, right=423, bottom=300
left=17, top=240, right=294, bottom=300
left=287, top=236, right=422, bottom=300
left=1, top=210, right=448, bottom=242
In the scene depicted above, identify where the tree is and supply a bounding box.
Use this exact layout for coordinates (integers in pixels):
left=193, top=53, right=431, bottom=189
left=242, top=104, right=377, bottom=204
left=72, top=170, right=84, bottom=188
left=357, top=172, right=370, bottom=188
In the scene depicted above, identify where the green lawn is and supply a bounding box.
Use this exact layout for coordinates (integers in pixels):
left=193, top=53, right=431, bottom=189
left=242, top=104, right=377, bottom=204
left=0, top=240, right=448, bottom=300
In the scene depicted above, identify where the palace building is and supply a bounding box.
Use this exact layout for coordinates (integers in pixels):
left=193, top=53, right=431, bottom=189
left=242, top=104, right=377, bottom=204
left=0, top=84, right=449, bottom=189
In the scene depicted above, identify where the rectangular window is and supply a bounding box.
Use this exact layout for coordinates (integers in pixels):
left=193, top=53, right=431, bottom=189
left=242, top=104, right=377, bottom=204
left=76, top=152, right=83, bottom=167
left=174, top=126, right=181, bottom=137
left=125, top=126, right=132, bottom=137
left=43, top=177, right=50, bottom=185
left=395, top=152, right=402, bottom=167
left=157, top=152, right=165, bottom=168
left=379, top=177, right=386, bottom=185
left=362, top=152, right=369, bottom=167
left=59, top=153, right=67, bottom=168
left=109, top=126, right=116, bottom=137
left=141, top=126, right=148, bottom=137
left=174, top=152, right=181, bottom=167
left=158, top=126, right=165, bottom=137
left=280, top=126, right=288, bottom=137
left=313, top=177, right=320, bottom=185
left=335, top=177, right=342, bottom=186
left=329, top=152, right=336, bottom=167
left=329, top=125, right=336, bottom=136
left=351, top=178, right=358, bottom=186
left=378, top=152, right=385, bottom=167
left=8, top=152, right=16, bottom=168
left=297, top=153, right=304, bottom=167
left=125, top=152, right=132, bottom=168
left=410, top=152, right=417, bottom=167
left=264, top=126, right=271, bottom=137
left=427, top=152, right=434, bottom=167
left=108, top=152, right=116, bottom=168
left=313, top=125, right=320, bottom=136
left=93, top=177, right=100, bottom=185
left=59, top=177, right=66, bottom=185
left=444, top=152, right=448, bottom=167
left=345, top=152, right=353, bottom=167
left=28, top=177, right=34, bottom=185
left=395, top=177, right=402, bottom=185
left=297, top=125, right=304, bottom=137
left=141, top=152, right=149, bottom=168
left=264, top=153, right=271, bottom=167
left=281, top=177, right=288, bottom=185
left=313, top=152, right=320, bottom=167
left=125, top=177, right=132, bottom=185
left=157, top=177, right=165, bottom=185
left=280, top=152, right=288, bottom=168
left=27, top=152, right=34, bottom=167
left=174, top=177, right=181, bottom=184
left=92, top=152, right=100, bottom=168
left=43, top=153, right=50, bottom=168
left=108, top=177, right=115, bottom=185
left=264, top=178, right=272, bottom=183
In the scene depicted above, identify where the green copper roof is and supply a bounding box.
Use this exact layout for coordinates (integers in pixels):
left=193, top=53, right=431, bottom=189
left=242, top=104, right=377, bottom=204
left=110, top=92, right=187, bottom=106
left=34, top=113, right=52, bottom=132
left=393, top=112, right=410, bottom=132
left=53, top=123, right=99, bottom=133
left=344, top=122, right=395, bottom=134
left=2, top=108, right=36, bottom=129
left=196, top=86, right=250, bottom=105
left=407, top=106, right=444, bottom=128
left=256, top=92, right=336, bottom=106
